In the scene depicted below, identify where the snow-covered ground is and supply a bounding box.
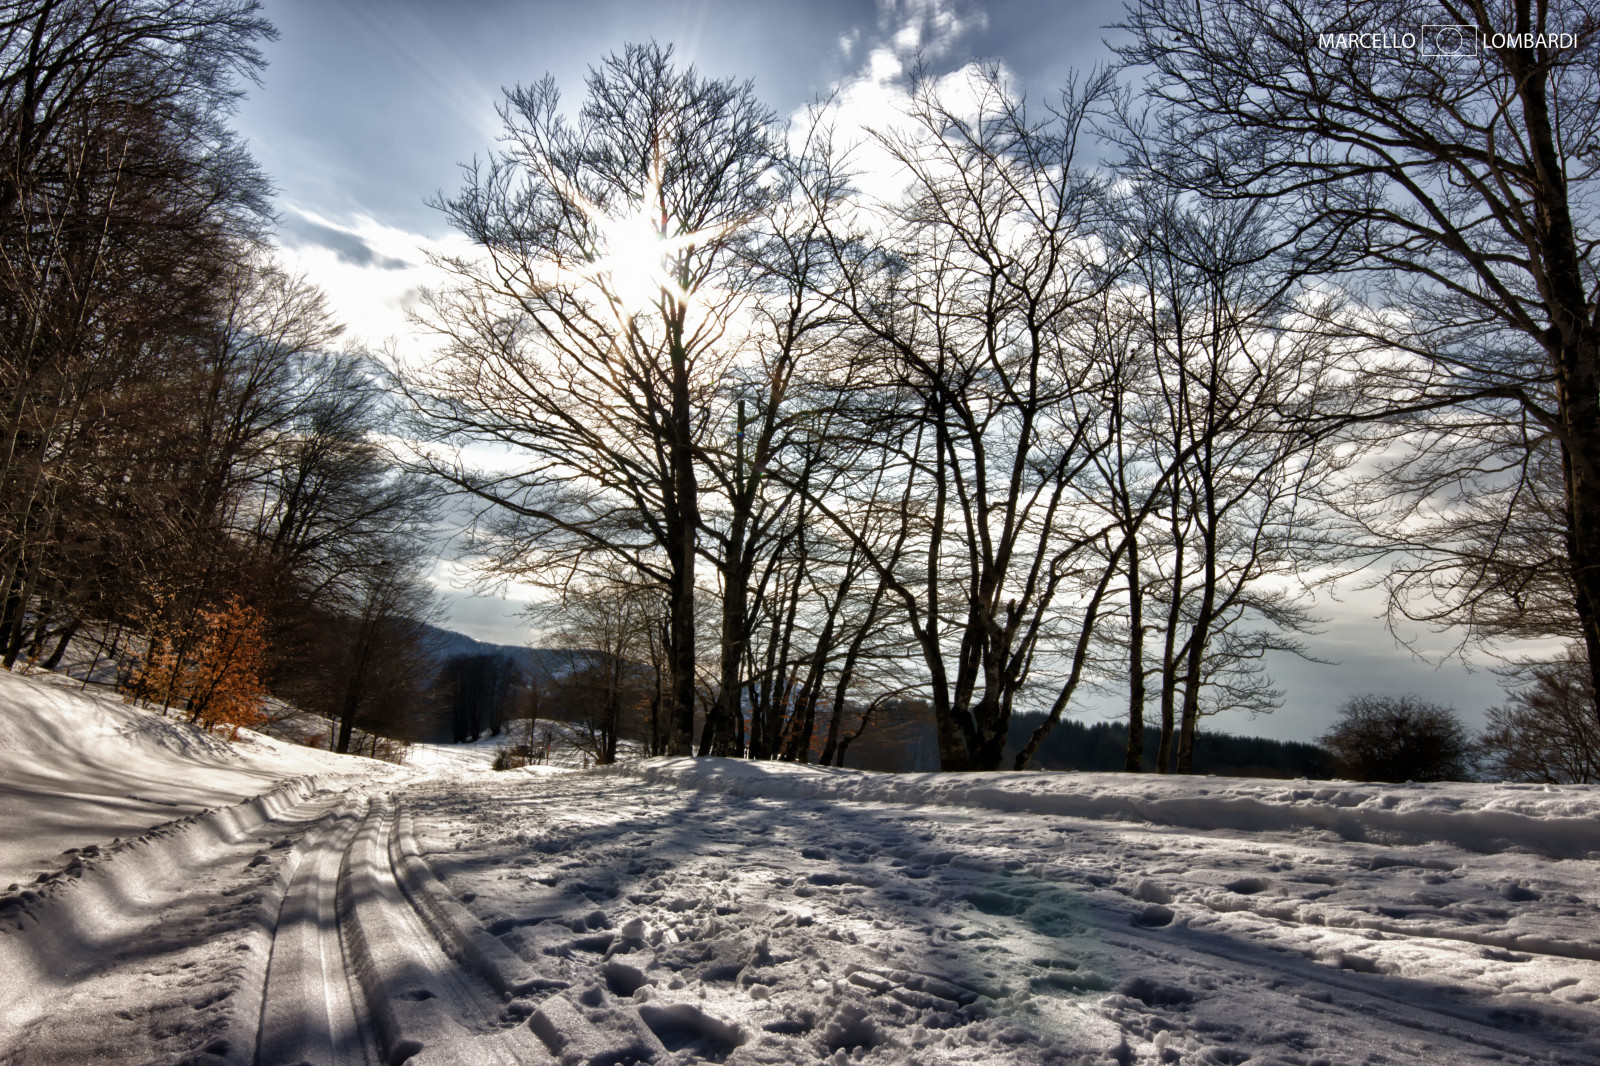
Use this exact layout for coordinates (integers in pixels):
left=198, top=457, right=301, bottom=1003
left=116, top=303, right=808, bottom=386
left=0, top=668, right=400, bottom=886
left=407, top=720, right=641, bottom=774
left=409, top=761, right=1600, bottom=1066
left=3, top=667, right=1599, bottom=1065
left=408, top=733, right=520, bottom=774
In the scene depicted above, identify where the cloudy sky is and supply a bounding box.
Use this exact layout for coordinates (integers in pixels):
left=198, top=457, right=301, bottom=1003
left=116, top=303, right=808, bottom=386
left=232, top=0, right=1529, bottom=743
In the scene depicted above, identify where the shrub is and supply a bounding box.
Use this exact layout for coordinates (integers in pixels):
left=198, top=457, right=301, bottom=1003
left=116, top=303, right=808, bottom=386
left=493, top=744, right=533, bottom=771
left=1318, top=694, right=1474, bottom=782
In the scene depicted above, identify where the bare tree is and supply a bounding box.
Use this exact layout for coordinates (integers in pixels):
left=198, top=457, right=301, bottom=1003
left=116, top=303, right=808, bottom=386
left=1118, top=192, right=1339, bottom=772
left=1119, top=0, right=1600, bottom=715
left=0, top=1, right=272, bottom=221
left=404, top=43, right=782, bottom=757
left=689, top=121, right=879, bottom=759
left=1481, top=645, right=1600, bottom=782
left=329, top=555, right=440, bottom=754
left=534, top=569, right=660, bottom=765
left=252, top=350, right=436, bottom=607
left=806, top=66, right=1133, bottom=771
left=1339, top=376, right=1577, bottom=651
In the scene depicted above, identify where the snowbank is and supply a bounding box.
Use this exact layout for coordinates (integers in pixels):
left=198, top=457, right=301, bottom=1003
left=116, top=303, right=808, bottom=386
left=602, top=757, right=1600, bottom=859
left=0, top=667, right=398, bottom=884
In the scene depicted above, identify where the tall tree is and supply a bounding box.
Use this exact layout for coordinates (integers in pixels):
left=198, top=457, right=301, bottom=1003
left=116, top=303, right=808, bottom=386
left=814, top=66, right=1129, bottom=771
left=695, top=128, right=855, bottom=757
left=407, top=42, right=781, bottom=756
left=1119, top=192, right=1337, bottom=772
left=330, top=556, right=438, bottom=754
left=1120, top=0, right=1600, bottom=714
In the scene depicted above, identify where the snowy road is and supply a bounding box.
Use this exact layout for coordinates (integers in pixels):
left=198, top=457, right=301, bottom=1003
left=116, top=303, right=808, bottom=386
left=0, top=779, right=546, bottom=1065
left=3, top=741, right=1600, bottom=1064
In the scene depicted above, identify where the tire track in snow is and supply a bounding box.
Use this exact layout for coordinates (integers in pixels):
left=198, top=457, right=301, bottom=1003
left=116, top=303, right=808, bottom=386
left=256, top=792, right=537, bottom=1066
left=0, top=778, right=534, bottom=1065
left=256, top=794, right=375, bottom=1066
left=1095, top=921, right=1598, bottom=1065
left=0, top=785, right=350, bottom=1065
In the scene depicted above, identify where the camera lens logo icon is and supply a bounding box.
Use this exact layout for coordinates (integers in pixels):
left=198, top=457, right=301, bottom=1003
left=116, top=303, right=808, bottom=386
left=1422, top=24, right=1477, bottom=56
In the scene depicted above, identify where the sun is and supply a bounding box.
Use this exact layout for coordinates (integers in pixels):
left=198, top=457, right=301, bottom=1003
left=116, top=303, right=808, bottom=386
left=557, top=152, right=729, bottom=325
left=593, top=207, right=676, bottom=319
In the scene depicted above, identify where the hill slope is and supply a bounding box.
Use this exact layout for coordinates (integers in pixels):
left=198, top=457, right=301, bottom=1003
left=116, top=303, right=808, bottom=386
left=0, top=669, right=398, bottom=885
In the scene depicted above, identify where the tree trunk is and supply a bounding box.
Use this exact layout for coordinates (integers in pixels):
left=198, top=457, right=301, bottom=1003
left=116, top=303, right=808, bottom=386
left=3, top=545, right=46, bottom=669
left=1013, top=541, right=1128, bottom=770
left=709, top=554, right=748, bottom=757
left=1157, top=516, right=1186, bottom=773
left=786, top=579, right=853, bottom=763
left=43, top=620, right=79, bottom=671
left=1125, top=540, right=1145, bottom=772
left=1499, top=20, right=1600, bottom=730
left=708, top=541, right=748, bottom=756
left=1561, top=396, right=1600, bottom=729
left=1175, top=643, right=1203, bottom=774
left=966, top=691, right=1008, bottom=771
left=338, top=611, right=379, bottom=755
left=817, top=582, right=887, bottom=766
left=833, top=698, right=881, bottom=769
left=1176, top=507, right=1218, bottom=774
left=664, top=351, right=699, bottom=756
left=600, top=660, right=620, bottom=765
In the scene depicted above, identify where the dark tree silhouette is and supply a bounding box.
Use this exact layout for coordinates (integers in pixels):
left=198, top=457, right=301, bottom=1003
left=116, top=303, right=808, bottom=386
left=1481, top=647, right=1600, bottom=783
left=1319, top=694, right=1475, bottom=782
left=407, top=43, right=783, bottom=757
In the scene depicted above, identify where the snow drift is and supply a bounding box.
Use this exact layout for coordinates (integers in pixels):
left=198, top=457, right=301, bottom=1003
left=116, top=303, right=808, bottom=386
left=0, top=667, right=394, bottom=885
left=603, top=756, right=1600, bottom=859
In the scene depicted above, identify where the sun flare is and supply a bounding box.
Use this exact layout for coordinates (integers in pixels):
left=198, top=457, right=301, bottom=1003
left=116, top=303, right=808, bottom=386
left=556, top=154, right=730, bottom=325
left=593, top=208, right=675, bottom=318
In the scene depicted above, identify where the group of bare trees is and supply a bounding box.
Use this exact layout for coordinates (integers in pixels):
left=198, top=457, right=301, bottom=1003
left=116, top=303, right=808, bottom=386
left=0, top=1, right=438, bottom=750
left=1, top=0, right=268, bottom=670
left=1116, top=0, right=1600, bottom=777
left=400, top=42, right=1358, bottom=772
left=21, top=0, right=1592, bottom=778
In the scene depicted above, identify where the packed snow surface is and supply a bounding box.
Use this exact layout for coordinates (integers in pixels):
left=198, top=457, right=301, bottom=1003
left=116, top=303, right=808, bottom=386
left=3, top=669, right=1599, bottom=1064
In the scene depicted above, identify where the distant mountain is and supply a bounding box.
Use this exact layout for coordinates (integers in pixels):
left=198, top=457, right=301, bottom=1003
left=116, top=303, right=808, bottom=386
left=415, top=623, right=578, bottom=685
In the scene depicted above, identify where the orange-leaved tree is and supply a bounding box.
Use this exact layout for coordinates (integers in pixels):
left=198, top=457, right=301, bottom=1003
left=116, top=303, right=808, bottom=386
left=130, top=596, right=271, bottom=738
left=186, top=597, right=271, bottom=738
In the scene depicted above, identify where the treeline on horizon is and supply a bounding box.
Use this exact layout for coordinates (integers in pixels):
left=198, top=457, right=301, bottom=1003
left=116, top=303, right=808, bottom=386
left=1006, top=717, right=1335, bottom=779
left=4, top=2, right=1600, bottom=783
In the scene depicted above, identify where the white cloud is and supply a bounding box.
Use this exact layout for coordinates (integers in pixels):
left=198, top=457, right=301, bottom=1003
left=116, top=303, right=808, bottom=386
left=271, top=206, right=471, bottom=355
left=792, top=0, right=1006, bottom=207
